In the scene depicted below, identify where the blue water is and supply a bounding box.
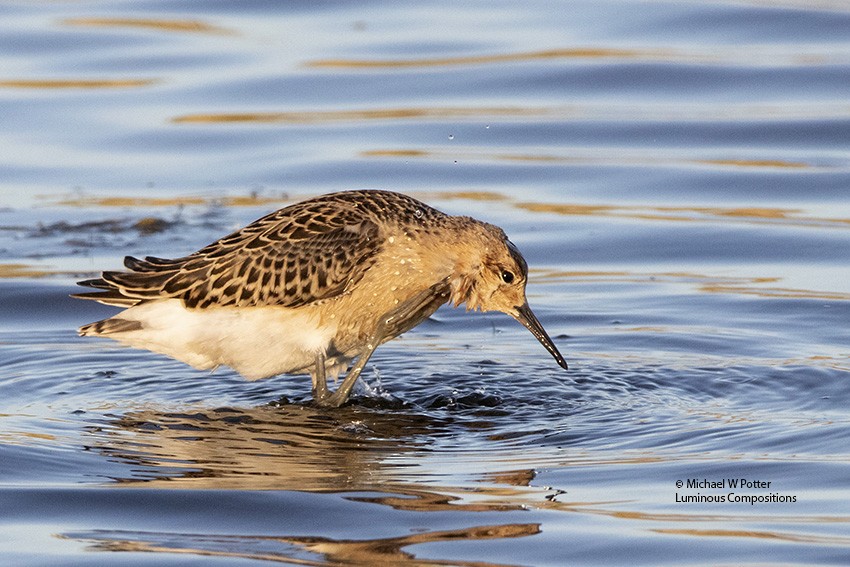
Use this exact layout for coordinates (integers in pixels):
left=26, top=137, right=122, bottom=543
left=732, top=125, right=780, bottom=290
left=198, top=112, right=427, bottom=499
left=2, top=1, right=850, bottom=565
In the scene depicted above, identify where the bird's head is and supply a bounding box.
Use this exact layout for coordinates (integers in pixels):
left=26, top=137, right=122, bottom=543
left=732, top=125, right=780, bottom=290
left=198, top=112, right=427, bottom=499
left=450, top=222, right=568, bottom=370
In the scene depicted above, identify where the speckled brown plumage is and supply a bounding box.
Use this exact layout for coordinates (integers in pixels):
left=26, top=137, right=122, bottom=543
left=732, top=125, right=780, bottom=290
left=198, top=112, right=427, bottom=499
left=74, top=189, right=567, bottom=406
left=77, top=191, right=446, bottom=309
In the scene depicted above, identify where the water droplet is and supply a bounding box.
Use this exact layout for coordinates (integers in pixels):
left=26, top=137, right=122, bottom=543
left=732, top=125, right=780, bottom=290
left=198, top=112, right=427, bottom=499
left=447, top=134, right=454, bottom=140
left=485, top=124, right=490, bottom=129
left=414, top=209, right=423, bottom=218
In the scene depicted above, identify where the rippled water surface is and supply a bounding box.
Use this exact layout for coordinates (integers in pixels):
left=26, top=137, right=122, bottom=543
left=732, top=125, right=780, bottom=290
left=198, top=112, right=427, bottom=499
left=2, top=1, right=850, bottom=565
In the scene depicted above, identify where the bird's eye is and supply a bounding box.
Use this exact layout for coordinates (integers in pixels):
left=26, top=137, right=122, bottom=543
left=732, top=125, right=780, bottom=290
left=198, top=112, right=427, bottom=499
left=500, top=270, right=515, bottom=284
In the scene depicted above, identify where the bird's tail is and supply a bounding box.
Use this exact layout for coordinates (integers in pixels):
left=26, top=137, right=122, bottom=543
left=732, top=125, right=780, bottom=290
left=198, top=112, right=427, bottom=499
left=78, top=317, right=142, bottom=337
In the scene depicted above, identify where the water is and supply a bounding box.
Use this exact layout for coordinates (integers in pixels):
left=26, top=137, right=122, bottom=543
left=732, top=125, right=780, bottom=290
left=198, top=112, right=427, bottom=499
left=2, top=0, right=849, bottom=564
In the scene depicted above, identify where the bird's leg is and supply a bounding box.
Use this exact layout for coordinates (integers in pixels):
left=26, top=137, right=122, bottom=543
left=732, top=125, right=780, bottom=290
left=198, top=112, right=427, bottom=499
left=321, top=280, right=451, bottom=408
left=321, top=339, right=379, bottom=408
left=311, top=351, right=330, bottom=402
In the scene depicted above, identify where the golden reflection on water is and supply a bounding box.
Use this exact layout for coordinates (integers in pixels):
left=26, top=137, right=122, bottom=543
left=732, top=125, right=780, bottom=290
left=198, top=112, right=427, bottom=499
left=172, top=106, right=545, bottom=124
left=425, top=191, right=510, bottom=202
left=514, top=201, right=850, bottom=230
left=49, top=194, right=294, bottom=208
left=42, top=188, right=850, bottom=231
left=698, top=284, right=850, bottom=301
left=62, top=17, right=233, bottom=35
left=0, top=79, right=156, bottom=89
left=88, top=404, right=661, bottom=514
left=362, top=148, right=817, bottom=171
left=89, top=405, right=523, bottom=498
left=69, top=405, right=850, bottom=563
left=307, top=47, right=664, bottom=68
left=306, top=44, right=850, bottom=69
left=166, top=100, right=850, bottom=129
left=697, top=158, right=808, bottom=168
left=46, top=190, right=509, bottom=209
left=0, top=263, right=56, bottom=279
left=86, top=405, right=850, bottom=520
left=0, top=420, right=57, bottom=445
left=64, top=523, right=540, bottom=566
left=171, top=103, right=850, bottom=124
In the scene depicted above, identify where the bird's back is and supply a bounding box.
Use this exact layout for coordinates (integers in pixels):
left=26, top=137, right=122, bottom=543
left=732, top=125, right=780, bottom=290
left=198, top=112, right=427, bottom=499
left=74, top=190, right=449, bottom=313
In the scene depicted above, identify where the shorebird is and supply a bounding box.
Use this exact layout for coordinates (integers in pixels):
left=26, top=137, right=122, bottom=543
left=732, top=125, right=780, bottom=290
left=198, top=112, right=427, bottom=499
left=74, top=190, right=567, bottom=407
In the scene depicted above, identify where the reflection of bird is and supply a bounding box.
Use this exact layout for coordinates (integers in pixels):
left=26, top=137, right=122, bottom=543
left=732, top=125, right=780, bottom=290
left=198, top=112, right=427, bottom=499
left=74, top=190, right=567, bottom=406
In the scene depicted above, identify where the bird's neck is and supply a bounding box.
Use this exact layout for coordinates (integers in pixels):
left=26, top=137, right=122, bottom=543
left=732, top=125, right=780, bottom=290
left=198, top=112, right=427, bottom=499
left=441, top=217, right=491, bottom=311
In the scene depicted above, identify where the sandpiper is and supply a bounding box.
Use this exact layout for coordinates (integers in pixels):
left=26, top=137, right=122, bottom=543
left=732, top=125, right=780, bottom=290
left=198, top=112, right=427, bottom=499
left=74, top=190, right=567, bottom=406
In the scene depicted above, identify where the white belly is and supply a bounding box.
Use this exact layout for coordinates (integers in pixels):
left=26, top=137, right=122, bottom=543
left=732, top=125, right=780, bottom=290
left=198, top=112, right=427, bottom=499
left=103, top=299, right=338, bottom=380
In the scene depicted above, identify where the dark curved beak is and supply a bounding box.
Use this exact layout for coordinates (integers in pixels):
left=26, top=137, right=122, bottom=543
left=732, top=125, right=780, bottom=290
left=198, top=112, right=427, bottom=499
left=513, top=303, right=568, bottom=370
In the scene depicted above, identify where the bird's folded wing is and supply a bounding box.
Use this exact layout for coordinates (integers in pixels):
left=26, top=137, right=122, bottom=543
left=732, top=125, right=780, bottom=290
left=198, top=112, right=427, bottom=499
left=75, top=202, right=382, bottom=309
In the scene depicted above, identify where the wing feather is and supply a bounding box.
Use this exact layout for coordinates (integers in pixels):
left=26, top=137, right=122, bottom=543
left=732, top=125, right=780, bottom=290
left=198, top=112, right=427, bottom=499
left=74, top=195, right=384, bottom=309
